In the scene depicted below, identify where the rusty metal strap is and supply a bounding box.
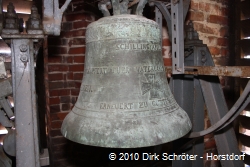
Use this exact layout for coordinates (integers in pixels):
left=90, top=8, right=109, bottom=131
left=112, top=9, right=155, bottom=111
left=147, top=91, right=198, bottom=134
left=188, top=80, right=250, bottom=138
left=165, top=66, right=250, bottom=77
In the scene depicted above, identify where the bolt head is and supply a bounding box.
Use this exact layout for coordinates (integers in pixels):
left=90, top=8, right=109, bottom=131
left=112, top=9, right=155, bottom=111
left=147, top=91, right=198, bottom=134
left=20, top=55, right=28, bottom=62
left=19, top=44, right=28, bottom=52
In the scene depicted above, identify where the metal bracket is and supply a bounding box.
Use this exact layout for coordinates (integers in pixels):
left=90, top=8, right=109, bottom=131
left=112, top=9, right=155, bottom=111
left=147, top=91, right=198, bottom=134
left=11, top=39, right=40, bottom=167
left=0, top=109, right=13, bottom=127
left=0, top=57, right=6, bottom=78
left=0, top=78, right=12, bottom=98
left=0, top=98, right=14, bottom=120
left=149, top=1, right=172, bottom=39
left=43, top=0, right=72, bottom=35
left=171, top=0, right=184, bottom=74
left=171, top=23, right=244, bottom=167
left=98, top=1, right=111, bottom=17
left=150, top=0, right=190, bottom=74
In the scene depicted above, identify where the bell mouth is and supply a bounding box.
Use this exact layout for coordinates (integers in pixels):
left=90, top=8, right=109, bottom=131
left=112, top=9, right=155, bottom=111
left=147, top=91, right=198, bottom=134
left=61, top=106, right=191, bottom=148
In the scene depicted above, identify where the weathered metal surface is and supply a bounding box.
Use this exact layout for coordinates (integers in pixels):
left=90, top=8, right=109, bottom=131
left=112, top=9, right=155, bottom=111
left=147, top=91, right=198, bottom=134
left=0, top=57, right=6, bottom=78
left=43, top=0, right=71, bottom=35
left=3, top=128, right=15, bottom=156
left=171, top=35, right=205, bottom=167
left=200, top=76, right=243, bottom=167
left=165, top=66, right=250, bottom=77
left=98, top=1, right=111, bottom=17
left=172, top=20, right=244, bottom=167
left=2, top=3, right=19, bottom=34
left=42, top=36, right=51, bottom=166
left=188, top=80, right=250, bottom=137
left=4, top=62, right=11, bottom=70
left=136, top=0, right=148, bottom=15
left=0, top=78, right=12, bottom=97
left=26, top=5, right=43, bottom=34
left=0, top=110, right=13, bottom=127
left=111, top=0, right=120, bottom=15
left=149, top=1, right=172, bottom=40
left=128, top=0, right=140, bottom=8
left=120, top=0, right=129, bottom=14
left=0, top=145, right=12, bottom=167
left=61, top=14, right=192, bottom=148
left=188, top=40, right=243, bottom=167
left=1, top=34, right=44, bottom=39
left=11, top=39, right=40, bottom=167
left=186, top=66, right=250, bottom=78
left=149, top=0, right=190, bottom=43
left=0, top=98, right=14, bottom=120
left=171, top=0, right=184, bottom=74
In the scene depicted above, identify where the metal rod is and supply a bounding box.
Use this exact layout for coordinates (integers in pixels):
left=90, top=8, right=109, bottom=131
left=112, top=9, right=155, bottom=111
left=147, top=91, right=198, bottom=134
left=136, top=0, right=148, bottom=15
left=111, top=0, right=120, bottom=15
left=98, top=2, right=111, bottom=17
left=150, top=1, right=172, bottom=41
left=165, top=66, right=250, bottom=77
left=188, top=80, right=250, bottom=138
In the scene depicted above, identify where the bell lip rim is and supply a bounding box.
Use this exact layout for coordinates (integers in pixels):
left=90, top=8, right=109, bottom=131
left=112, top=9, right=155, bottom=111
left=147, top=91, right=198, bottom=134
left=60, top=127, right=192, bottom=148
left=60, top=109, right=192, bottom=148
left=60, top=131, right=192, bottom=148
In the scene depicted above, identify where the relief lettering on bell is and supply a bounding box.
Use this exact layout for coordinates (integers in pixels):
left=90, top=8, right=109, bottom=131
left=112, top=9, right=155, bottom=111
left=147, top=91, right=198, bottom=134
left=61, top=0, right=192, bottom=148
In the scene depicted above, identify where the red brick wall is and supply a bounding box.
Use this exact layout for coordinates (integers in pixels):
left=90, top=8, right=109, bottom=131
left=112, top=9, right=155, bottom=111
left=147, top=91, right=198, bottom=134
left=45, top=8, right=96, bottom=166
left=188, top=0, right=229, bottom=59
left=162, top=0, right=230, bottom=68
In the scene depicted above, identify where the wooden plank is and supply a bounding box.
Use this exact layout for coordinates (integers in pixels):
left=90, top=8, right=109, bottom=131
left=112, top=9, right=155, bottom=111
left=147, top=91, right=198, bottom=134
left=239, top=115, right=250, bottom=129
left=244, top=104, right=250, bottom=111
left=239, top=134, right=250, bottom=147
left=240, top=39, right=250, bottom=55
left=244, top=153, right=250, bottom=165
left=241, top=0, right=250, bottom=19
left=236, top=58, right=250, bottom=66
left=241, top=19, right=250, bottom=38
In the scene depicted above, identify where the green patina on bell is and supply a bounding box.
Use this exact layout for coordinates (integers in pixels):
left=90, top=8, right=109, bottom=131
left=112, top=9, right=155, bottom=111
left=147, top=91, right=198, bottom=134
left=61, top=0, right=191, bottom=148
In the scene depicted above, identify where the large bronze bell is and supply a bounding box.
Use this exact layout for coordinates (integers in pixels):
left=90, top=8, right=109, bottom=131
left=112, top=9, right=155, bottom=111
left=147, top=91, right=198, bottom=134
left=61, top=1, right=191, bottom=148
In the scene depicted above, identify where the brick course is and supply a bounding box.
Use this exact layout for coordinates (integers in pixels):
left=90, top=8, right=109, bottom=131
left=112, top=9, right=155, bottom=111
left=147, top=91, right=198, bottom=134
left=45, top=4, right=95, bottom=166
left=189, top=0, right=230, bottom=58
